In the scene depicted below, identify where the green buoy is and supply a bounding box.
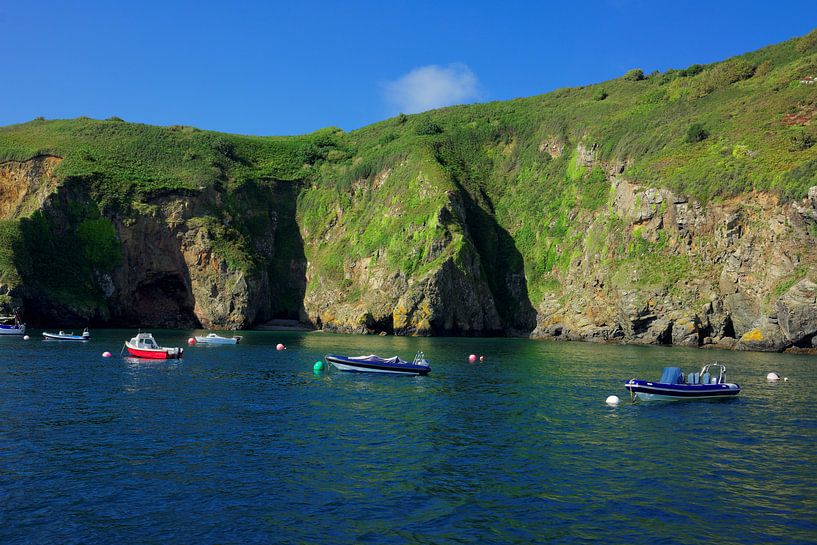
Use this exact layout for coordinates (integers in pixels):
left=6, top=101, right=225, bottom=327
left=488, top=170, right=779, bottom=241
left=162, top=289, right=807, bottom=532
left=313, top=360, right=324, bottom=372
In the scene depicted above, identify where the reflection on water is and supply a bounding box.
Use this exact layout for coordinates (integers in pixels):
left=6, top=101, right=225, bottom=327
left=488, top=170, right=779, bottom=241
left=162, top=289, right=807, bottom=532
left=0, top=330, right=815, bottom=544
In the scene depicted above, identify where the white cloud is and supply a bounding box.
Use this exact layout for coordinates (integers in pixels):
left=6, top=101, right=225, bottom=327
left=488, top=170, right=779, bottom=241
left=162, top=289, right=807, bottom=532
left=382, top=63, right=480, bottom=114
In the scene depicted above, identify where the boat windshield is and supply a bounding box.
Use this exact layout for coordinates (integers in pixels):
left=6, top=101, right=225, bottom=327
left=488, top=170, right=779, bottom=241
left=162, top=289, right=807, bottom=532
left=413, top=351, right=429, bottom=366
left=135, top=336, right=159, bottom=349
left=699, top=363, right=726, bottom=384
left=659, top=367, right=684, bottom=384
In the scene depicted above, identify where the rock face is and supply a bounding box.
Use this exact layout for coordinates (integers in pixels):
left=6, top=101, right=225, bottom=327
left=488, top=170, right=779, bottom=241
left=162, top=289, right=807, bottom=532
left=1, top=144, right=816, bottom=350
left=777, top=280, right=817, bottom=346
left=531, top=168, right=817, bottom=352
left=0, top=165, right=298, bottom=329
left=0, top=156, right=61, bottom=218
left=300, top=177, right=535, bottom=336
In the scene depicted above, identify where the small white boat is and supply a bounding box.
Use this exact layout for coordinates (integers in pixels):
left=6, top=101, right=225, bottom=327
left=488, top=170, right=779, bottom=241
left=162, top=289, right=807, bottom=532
left=0, top=313, right=25, bottom=336
left=43, top=327, right=90, bottom=341
left=194, top=333, right=242, bottom=345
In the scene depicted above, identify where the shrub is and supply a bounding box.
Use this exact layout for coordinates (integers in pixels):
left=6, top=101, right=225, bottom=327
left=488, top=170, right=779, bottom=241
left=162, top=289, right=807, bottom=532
left=594, top=89, right=609, bottom=101
left=415, top=118, right=443, bottom=135
left=693, top=59, right=756, bottom=98
left=679, top=64, right=704, bottom=77
left=396, top=113, right=408, bottom=125
left=712, top=59, right=755, bottom=86
left=754, top=59, right=773, bottom=78
left=790, top=130, right=815, bottom=152
left=624, top=68, right=645, bottom=81
left=795, top=29, right=817, bottom=53
left=685, top=123, right=709, bottom=143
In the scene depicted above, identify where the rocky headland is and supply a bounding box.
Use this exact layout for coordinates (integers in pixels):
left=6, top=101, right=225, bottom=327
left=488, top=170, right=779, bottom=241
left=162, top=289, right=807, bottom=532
left=1, top=30, right=817, bottom=352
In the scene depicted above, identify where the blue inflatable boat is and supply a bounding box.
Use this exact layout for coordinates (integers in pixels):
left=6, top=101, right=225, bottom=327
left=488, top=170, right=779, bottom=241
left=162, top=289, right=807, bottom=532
left=625, top=363, right=740, bottom=401
left=325, top=352, right=431, bottom=375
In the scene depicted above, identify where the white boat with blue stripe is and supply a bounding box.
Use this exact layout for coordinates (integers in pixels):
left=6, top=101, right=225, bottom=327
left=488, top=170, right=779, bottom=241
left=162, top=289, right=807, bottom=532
left=0, top=313, right=25, bottom=335
left=625, top=364, right=740, bottom=401
left=43, top=327, right=90, bottom=341
left=325, top=352, right=431, bottom=375
left=194, top=333, right=242, bottom=345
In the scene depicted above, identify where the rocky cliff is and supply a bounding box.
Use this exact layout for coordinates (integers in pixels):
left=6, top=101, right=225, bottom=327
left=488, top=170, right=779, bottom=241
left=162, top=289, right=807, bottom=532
left=1, top=30, right=817, bottom=352
left=533, top=172, right=817, bottom=351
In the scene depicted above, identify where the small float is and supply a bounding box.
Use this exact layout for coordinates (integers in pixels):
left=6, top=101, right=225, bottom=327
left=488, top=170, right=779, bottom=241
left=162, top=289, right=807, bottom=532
left=194, top=332, right=242, bottom=345
left=625, top=363, right=740, bottom=401
left=325, top=352, right=431, bottom=375
left=0, top=313, right=25, bottom=336
left=124, top=332, right=184, bottom=359
left=43, top=327, right=90, bottom=341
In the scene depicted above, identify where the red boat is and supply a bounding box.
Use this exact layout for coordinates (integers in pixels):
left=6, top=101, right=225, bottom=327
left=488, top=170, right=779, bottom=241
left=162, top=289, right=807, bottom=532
left=125, top=332, right=184, bottom=359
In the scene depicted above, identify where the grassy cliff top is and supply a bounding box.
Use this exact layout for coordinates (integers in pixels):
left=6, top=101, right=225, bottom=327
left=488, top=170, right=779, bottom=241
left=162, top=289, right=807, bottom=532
left=1, top=29, right=817, bottom=208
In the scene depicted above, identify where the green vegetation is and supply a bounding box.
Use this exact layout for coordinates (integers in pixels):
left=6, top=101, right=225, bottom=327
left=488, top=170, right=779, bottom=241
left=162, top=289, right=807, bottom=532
left=772, top=265, right=809, bottom=299
left=0, top=220, right=23, bottom=285
left=15, top=208, right=117, bottom=313
left=790, top=128, right=815, bottom=151
left=685, top=123, right=710, bottom=143
left=624, top=68, right=645, bottom=81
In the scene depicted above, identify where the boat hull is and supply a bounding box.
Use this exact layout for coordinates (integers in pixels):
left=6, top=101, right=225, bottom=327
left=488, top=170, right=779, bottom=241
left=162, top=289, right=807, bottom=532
left=43, top=333, right=89, bottom=341
left=194, top=336, right=240, bottom=345
left=125, top=345, right=183, bottom=359
left=0, top=325, right=25, bottom=335
left=325, top=354, right=430, bottom=375
left=625, top=379, right=740, bottom=401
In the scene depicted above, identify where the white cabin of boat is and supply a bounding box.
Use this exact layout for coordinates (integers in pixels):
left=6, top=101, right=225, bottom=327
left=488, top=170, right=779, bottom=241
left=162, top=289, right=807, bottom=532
left=130, top=332, right=160, bottom=349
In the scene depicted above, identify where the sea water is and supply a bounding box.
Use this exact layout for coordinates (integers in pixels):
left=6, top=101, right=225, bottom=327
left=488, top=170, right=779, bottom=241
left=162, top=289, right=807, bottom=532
left=1, top=330, right=815, bottom=544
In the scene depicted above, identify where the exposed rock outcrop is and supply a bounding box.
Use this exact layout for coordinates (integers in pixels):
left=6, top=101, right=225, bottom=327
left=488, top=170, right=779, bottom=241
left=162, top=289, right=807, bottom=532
left=777, top=279, right=817, bottom=346
left=0, top=156, right=62, bottom=218
left=532, top=167, right=817, bottom=352
left=1, top=134, right=815, bottom=350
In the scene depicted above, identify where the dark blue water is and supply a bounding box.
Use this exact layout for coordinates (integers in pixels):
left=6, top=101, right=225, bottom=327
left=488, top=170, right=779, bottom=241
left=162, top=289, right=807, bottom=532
left=1, top=330, right=816, bottom=544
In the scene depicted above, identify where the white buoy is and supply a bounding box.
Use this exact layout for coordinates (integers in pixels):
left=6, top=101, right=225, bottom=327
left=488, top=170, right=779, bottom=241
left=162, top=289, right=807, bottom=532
left=23, top=335, right=30, bottom=340
left=784, top=377, right=789, bottom=382
left=102, top=351, right=112, bottom=358
left=766, top=372, right=780, bottom=382
left=606, top=395, right=621, bottom=405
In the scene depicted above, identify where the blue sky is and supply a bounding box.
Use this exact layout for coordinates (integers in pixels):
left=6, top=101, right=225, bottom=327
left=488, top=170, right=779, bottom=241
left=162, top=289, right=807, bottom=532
left=1, top=1, right=815, bottom=136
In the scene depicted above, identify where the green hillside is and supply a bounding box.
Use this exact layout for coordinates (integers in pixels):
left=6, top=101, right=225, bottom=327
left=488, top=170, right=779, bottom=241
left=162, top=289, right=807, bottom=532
left=1, top=30, right=816, bottom=338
